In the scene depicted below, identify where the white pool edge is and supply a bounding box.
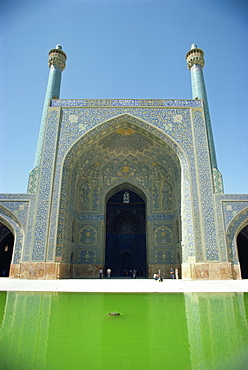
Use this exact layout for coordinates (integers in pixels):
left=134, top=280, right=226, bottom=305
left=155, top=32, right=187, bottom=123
left=0, top=278, right=247, bottom=293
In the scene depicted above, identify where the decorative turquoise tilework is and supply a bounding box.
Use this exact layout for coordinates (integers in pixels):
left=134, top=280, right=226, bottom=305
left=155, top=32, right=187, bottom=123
left=223, top=200, right=248, bottom=229
left=1, top=98, right=246, bottom=274
left=34, top=68, right=62, bottom=168
left=32, top=109, right=61, bottom=261
left=214, top=194, right=248, bottom=264
left=148, top=214, right=172, bottom=221
left=155, top=250, right=173, bottom=264
left=27, top=167, right=40, bottom=194
left=53, top=111, right=190, bottom=265
left=155, top=226, right=172, bottom=244
left=80, top=226, right=97, bottom=244
left=226, top=208, right=248, bottom=263
left=51, top=99, right=202, bottom=108
left=212, top=168, right=224, bottom=194
left=193, top=109, right=218, bottom=261
left=78, top=250, right=96, bottom=264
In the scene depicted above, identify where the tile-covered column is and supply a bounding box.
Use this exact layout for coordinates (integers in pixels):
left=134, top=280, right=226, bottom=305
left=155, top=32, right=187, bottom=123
left=192, top=108, right=219, bottom=261
left=30, top=108, right=62, bottom=262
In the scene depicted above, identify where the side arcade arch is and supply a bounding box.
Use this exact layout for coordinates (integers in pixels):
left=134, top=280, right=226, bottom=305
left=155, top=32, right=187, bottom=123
left=55, top=114, right=192, bottom=278
left=0, top=222, right=14, bottom=277
left=226, top=207, right=248, bottom=279
left=237, top=225, right=248, bottom=278
left=0, top=208, right=24, bottom=278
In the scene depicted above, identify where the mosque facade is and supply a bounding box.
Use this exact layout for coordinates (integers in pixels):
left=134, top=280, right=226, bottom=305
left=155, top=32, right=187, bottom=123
left=0, top=44, right=248, bottom=280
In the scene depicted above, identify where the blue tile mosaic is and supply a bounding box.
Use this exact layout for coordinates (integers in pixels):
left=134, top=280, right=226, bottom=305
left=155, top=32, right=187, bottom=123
left=1, top=98, right=247, bottom=276
left=51, top=99, right=203, bottom=108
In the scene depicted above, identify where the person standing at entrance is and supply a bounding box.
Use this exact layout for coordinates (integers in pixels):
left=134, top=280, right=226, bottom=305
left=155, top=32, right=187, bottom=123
left=175, top=268, right=179, bottom=279
left=99, top=268, right=103, bottom=278
left=107, top=268, right=111, bottom=278
left=170, top=267, right=175, bottom=279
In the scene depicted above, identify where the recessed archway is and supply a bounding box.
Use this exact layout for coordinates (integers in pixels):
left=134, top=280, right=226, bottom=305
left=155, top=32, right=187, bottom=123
left=105, top=187, right=146, bottom=277
left=0, top=223, right=14, bottom=277
left=237, top=225, right=248, bottom=279
left=57, top=115, right=184, bottom=278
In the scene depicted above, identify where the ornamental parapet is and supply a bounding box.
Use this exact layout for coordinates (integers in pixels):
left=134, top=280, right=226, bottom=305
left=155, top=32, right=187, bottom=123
left=50, top=98, right=203, bottom=108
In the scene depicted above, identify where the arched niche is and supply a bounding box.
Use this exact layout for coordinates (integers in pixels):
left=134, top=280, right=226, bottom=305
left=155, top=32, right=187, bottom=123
left=237, top=224, right=248, bottom=279
left=56, top=116, right=185, bottom=277
left=226, top=207, right=248, bottom=279
left=0, top=221, right=14, bottom=277
left=0, top=206, right=24, bottom=278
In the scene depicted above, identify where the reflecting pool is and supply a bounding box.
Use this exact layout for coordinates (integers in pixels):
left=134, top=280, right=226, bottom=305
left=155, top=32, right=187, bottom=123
left=0, top=292, right=248, bottom=369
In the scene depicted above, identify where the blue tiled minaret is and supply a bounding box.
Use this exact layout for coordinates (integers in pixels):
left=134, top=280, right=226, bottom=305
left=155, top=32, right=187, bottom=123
left=186, top=44, right=217, bottom=169
left=186, top=44, right=223, bottom=193
left=28, top=45, right=67, bottom=193
left=34, top=44, right=67, bottom=167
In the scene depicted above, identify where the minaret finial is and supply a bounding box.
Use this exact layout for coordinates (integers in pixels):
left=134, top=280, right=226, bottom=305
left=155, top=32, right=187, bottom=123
left=48, top=45, right=67, bottom=71
left=186, top=44, right=205, bottom=69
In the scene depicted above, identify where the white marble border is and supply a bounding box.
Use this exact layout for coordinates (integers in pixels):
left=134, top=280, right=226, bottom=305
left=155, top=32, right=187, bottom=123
left=0, top=278, right=247, bottom=293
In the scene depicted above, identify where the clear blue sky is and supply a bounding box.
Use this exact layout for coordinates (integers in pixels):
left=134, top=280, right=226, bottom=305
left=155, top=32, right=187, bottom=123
left=0, top=0, right=247, bottom=194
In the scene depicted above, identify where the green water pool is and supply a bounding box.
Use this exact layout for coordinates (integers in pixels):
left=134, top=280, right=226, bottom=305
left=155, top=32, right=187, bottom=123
left=0, top=292, right=248, bottom=369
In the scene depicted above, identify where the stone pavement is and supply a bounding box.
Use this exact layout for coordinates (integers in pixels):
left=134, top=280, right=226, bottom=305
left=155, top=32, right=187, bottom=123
left=0, top=278, right=247, bottom=293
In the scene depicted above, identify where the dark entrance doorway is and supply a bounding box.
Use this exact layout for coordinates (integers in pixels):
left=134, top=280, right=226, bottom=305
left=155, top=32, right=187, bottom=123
left=237, top=225, right=248, bottom=279
left=105, top=189, right=146, bottom=277
left=0, top=223, right=14, bottom=277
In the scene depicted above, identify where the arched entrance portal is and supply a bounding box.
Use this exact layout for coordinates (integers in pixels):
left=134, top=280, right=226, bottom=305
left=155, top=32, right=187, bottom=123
left=105, top=189, right=146, bottom=277
left=237, top=225, right=248, bottom=279
left=58, top=117, right=182, bottom=278
left=0, top=223, right=14, bottom=277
